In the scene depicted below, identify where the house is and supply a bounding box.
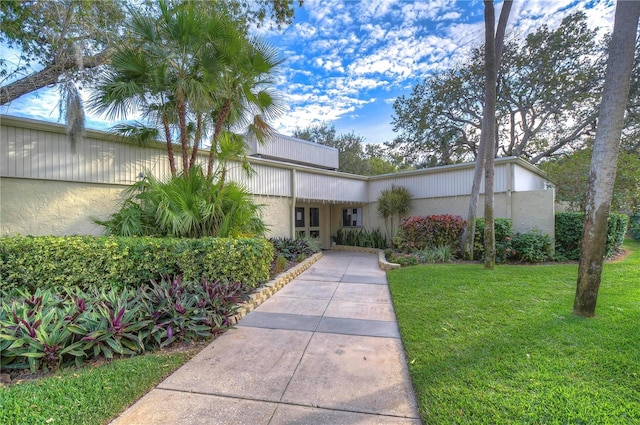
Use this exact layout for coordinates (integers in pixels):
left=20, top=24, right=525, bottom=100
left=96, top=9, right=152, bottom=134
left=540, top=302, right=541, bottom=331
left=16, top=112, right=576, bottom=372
left=0, top=115, right=555, bottom=247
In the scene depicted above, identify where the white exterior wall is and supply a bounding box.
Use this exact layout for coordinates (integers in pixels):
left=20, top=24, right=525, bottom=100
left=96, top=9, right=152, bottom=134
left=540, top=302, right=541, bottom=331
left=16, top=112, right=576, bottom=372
left=0, top=177, right=125, bottom=236
left=1, top=115, right=555, bottom=240
left=246, top=133, right=339, bottom=170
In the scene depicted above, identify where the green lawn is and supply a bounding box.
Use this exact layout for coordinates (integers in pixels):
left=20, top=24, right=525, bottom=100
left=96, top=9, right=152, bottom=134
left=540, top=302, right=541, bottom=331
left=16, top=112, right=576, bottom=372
left=388, top=239, right=640, bottom=425
left=0, top=348, right=194, bottom=425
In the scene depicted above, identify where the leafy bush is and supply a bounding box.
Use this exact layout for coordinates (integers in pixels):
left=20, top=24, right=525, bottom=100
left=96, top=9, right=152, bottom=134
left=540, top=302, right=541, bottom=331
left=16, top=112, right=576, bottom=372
left=386, top=245, right=454, bottom=266
left=335, top=228, right=387, bottom=249
left=94, top=166, right=266, bottom=238
left=0, top=279, right=248, bottom=373
left=269, top=237, right=321, bottom=262
left=509, top=230, right=552, bottom=263
left=0, top=236, right=273, bottom=294
left=386, top=252, right=418, bottom=266
left=630, top=212, right=640, bottom=241
left=555, top=212, right=629, bottom=260
left=394, top=215, right=466, bottom=253
left=473, top=218, right=514, bottom=263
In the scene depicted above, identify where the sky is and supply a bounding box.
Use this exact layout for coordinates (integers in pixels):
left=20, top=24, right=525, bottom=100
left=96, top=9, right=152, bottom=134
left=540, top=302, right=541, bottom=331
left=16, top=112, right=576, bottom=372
left=1, top=0, right=616, bottom=145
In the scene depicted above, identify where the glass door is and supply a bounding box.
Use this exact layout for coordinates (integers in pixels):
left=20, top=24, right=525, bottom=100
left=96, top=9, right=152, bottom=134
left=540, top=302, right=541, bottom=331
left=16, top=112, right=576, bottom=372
left=295, top=206, right=321, bottom=241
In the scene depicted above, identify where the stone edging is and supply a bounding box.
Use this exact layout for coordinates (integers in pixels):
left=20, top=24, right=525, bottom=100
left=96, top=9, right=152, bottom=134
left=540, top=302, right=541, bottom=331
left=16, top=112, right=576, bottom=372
left=330, top=245, right=400, bottom=271
left=231, top=251, right=323, bottom=324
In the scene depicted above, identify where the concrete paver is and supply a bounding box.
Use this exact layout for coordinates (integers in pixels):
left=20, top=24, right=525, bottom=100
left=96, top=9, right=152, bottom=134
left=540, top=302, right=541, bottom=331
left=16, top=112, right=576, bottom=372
left=158, top=327, right=311, bottom=401
left=324, top=300, right=397, bottom=321
left=111, top=250, right=421, bottom=424
left=281, top=333, right=416, bottom=417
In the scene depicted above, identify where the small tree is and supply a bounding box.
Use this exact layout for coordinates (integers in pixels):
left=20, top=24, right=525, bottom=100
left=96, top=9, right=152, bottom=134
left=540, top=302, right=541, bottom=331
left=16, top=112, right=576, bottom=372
left=377, top=185, right=412, bottom=243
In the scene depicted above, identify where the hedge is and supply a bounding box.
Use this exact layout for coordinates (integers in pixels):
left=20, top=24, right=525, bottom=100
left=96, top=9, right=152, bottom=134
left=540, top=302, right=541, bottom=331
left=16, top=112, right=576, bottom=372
left=0, top=236, right=274, bottom=294
left=555, top=212, right=629, bottom=260
left=394, top=214, right=467, bottom=253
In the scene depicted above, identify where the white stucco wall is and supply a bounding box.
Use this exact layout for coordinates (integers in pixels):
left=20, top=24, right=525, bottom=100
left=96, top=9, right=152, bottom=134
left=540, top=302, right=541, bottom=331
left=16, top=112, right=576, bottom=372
left=255, top=195, right=292, bottom=238
left=0, top=177, right=125, bottom=236
left=511, top=189, right=555, bottom=237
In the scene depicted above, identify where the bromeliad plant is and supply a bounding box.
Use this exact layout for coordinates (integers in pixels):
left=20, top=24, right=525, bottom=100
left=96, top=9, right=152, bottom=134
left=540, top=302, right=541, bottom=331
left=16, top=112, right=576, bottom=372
left=1, top=289, right=85, bottom=372
left=1, top=276, right=249, bottom=373
left=70, top=288, right=150, bottom=359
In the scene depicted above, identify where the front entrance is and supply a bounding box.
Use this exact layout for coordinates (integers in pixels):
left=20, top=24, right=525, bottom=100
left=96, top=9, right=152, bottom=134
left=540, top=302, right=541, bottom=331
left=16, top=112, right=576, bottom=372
left=295, top=206, right=321, bottom=240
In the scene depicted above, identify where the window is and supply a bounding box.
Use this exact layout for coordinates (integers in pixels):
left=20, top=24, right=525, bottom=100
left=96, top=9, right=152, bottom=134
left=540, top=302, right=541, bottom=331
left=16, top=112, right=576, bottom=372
left=342, top=207, right=362, bottom=227
left=295, top=207, right=305, bottom=227
left=309, top=207, right=320, bottom=227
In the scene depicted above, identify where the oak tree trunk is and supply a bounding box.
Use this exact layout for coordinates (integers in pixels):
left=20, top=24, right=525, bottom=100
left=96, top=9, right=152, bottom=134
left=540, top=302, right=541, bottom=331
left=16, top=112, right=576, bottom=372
left=574, top=0, right=639, bottom=317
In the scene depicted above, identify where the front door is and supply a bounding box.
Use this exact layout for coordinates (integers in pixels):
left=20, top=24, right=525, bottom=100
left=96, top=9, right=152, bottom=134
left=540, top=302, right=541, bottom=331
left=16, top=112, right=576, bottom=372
left=295, top=206, right=321, bottom=240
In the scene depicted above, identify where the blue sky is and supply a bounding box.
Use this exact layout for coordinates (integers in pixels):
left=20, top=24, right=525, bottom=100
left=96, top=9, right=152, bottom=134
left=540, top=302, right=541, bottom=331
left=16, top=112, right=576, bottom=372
left=1, top=0, right=615, bottom=145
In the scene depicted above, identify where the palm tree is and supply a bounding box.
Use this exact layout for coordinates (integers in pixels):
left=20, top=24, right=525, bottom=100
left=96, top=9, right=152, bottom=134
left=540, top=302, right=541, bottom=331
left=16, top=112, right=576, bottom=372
left=377, top=185, right=412, bottom=243
left=206, top=38, right=285, bottom=178
left=89, top=0, right=244, bottom=177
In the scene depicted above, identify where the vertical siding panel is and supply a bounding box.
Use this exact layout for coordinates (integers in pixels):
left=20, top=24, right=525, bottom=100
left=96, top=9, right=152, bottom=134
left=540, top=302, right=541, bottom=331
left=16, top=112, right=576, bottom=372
left=4, top=126, right=16, bottom=177
left=0, top=125, right=7, bottom=176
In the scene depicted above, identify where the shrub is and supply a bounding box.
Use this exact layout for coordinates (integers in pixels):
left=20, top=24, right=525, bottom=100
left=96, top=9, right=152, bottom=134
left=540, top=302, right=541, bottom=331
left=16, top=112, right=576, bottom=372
left=395, top=215, right=466, bottom=253
left=509, top=230, right=552, bottom=263
left=0, top=278, right=248, bottom=373
left=630, top=212, right=640, bottom=241
left=335, top=228, right=387, bottom=249
left=416, top=245, right=454, bottom=263
left=269, top=237, right=321, bottom=262
left=386, top=252, right=418, bottom=266
left=473, top=218, right=514, bottom=263
left=273, top=255, right=288, bottom=275
left=0, top=236, right=273, bottom=294
left=555, top=212, right=629, bottom=260
left=94, top=166, right=266, bottom=238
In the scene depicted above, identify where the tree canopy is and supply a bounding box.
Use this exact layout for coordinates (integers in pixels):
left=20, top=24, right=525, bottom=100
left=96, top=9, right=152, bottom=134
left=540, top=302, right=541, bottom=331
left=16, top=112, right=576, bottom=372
left=391, top=12, right=638, bottom=166
left=90, top=0, right=283, bottom=178
left=0, top=0, right=300, bottom=106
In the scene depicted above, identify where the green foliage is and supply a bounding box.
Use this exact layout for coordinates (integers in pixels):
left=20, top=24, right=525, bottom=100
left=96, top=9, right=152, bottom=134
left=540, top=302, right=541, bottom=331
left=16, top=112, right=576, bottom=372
left=391, top=12, right=613, bottom=165
left=386, top=245, right=455, bottom=266
left=630, top=212, right=640, bottom=241
left=555, top=212, right=629, bottom=260
left=0, top=236, right=273, bottom=294
left=335, top=228, right=387, bottom=249
left=473, top=218, right=513, bottom=263
left=541, top=148, right=640, bottom=214
left=387, top=240, right=640, bottom=424
left=268, top=237, right=320, bottom=262
left=1, top=278, right=248, bottom=372
left=394, top=215, right=466, bottom=254
left=273, top=255, right=288, bottom=274
left=96, top=167, right=266, bottom=238
left=377, top=185, right=413, bottom=242
left=509, top=230, right=552, bottom=263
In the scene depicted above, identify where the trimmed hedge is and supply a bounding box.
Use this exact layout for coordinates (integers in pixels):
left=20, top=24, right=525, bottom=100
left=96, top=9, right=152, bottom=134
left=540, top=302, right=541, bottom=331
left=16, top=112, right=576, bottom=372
left=0, top=236, right=273, bottom=294
left=555, top=212, right=629, bottom=260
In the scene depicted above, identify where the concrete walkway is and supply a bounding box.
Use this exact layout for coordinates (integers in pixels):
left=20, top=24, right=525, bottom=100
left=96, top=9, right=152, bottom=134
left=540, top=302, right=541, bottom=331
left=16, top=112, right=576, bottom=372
left=112, top=251, right=421, bottom=424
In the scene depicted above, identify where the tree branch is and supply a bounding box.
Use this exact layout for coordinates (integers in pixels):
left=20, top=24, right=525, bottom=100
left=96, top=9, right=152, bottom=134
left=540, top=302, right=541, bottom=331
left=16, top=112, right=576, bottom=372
left=0, top=48, right=113, bottom=105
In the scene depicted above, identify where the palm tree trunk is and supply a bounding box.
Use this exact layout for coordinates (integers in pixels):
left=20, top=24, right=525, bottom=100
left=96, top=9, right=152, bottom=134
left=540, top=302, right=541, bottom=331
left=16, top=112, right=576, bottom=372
left=207, top=99, right=232, bottom=178
left=189, top=113, right=203, bottom=170
left=177, top=98, right=190, bottom=176
left=162, top=111, right=177, bottom=177
left=574, top=0, right=639, bottom=317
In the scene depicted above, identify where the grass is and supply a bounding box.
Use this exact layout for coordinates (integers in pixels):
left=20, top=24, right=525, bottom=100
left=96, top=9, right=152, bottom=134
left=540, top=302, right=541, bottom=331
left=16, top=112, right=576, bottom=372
left=388, top=239, right=640, bottom=425
left=0, top=348, right=195, bottom=425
